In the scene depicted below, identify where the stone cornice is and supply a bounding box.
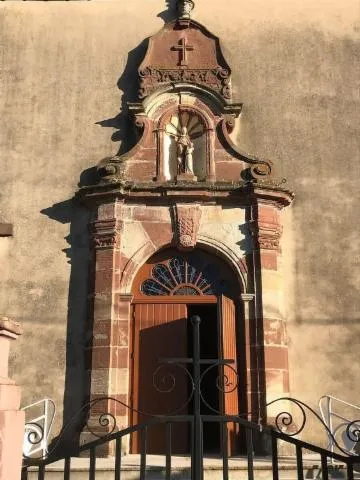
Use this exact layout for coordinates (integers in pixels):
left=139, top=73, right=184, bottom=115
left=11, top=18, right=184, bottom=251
left=77, top=181, right=294, bottom=209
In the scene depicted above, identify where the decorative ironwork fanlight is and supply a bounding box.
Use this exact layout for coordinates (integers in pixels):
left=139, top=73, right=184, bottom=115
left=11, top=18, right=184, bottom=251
left=141, top=256, right=228, bottom=296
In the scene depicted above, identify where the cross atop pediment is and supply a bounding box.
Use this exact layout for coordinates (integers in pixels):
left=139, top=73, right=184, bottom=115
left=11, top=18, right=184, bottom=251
left=171, top=38, right=194, bottom=67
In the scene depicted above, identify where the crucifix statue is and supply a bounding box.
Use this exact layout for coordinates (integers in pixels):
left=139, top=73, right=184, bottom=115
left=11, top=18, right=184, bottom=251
left=171, top=38, right=194, bottom=67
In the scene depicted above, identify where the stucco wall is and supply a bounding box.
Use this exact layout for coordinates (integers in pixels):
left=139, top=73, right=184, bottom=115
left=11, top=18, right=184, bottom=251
left=1, top=0, right=359, bottom=442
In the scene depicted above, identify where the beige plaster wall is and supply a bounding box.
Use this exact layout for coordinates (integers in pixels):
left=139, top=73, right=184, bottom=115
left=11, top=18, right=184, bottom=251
left=1, top=0, right=359, bottom=442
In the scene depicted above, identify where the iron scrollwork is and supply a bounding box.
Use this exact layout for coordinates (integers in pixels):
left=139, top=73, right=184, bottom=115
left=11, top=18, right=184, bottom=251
left=23, top=317, right=360, bottom=460
left=152, top=362, right=195, bottom=414
left=198, top=363, right=239, bottom=414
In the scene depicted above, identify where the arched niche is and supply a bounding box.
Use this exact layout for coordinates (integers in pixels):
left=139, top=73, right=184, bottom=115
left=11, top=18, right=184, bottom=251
left=156, top=104, right=215, bottom=182
left=164, top=110, right=207, bottom=180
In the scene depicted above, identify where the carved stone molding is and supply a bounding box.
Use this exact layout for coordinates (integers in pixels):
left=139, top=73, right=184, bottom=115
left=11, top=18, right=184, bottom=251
left=139, top=67, right=231, bottom=100
left=249, top=220, right=283, bottom=252
left=137, top=18, right=233, bottom=102
left=173, top=203, right=202, bottom=250
left=90, top=218, right=121, bottom=250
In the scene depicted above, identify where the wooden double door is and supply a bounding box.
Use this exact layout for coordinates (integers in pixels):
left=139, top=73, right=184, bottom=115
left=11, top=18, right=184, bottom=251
left=130, top=296, right=239, bottom=455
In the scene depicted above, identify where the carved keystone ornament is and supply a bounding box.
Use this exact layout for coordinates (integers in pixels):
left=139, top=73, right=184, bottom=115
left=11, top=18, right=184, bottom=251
left=173, top=204, right=202, bottom=250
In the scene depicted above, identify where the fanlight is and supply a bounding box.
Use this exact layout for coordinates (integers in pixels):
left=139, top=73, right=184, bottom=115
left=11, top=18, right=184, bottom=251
left=141, top=256, right=229, bottom=296
left=165, top=112, right=205, bottom=139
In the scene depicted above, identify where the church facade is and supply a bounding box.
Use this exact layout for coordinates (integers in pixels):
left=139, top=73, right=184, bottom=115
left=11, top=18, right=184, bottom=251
left=0, top=0, right=359, bottom=449
left=79, top=0, right=294, bottom=450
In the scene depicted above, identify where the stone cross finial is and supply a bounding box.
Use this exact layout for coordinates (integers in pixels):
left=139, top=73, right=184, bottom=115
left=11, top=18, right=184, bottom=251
left=177, top=0, right=195, bottom=19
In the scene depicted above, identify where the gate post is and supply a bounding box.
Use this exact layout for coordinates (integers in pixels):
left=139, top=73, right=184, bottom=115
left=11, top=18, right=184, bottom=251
left=0, top=316, right=24, bottom=480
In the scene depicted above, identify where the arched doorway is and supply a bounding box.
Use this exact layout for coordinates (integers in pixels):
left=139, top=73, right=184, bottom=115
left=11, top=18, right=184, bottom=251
left=130, top=248, right=244, bottom=454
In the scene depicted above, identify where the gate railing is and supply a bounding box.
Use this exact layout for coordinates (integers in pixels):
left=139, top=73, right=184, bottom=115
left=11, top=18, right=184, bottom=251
left=22, top=398, right=56, bottom=459
left=319, top=395, right=360, bottom=456
left=21, top=413, right=360, bottom=480
left=22, top=316, right=360, bottom=480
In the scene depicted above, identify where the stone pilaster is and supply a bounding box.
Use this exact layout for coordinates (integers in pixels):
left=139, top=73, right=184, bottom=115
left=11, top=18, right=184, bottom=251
left=82, top=202, right=130, bottom=454
left=249, top=199, right=290, bottom=424
left=0, top=316, right=24, bottom=480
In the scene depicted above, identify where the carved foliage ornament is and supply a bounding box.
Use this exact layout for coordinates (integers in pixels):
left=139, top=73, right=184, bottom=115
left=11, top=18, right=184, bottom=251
left=249, top=220, right=283, bottom=252
left=90, top=219, right=121, bottom=249
left=139, top=67, right=231, bottom=100
left=173, top=204, right=202, bottom=250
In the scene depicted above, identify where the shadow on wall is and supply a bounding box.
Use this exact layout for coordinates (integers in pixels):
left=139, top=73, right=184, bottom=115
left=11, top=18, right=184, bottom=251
left=95, top=0, right=178, bottom=157
left=35, top=0, right=156, bottom=450
left=40, top=197, right=92, bottom=454
left=36, top=0, right=182, bottom=453
left=95, top=37, right=149, bottom=156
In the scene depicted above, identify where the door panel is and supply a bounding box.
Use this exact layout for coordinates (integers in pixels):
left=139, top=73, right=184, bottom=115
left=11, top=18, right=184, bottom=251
left=217, top=295, right=239, bottom=455
left=131, top=303, right=188, bottom=454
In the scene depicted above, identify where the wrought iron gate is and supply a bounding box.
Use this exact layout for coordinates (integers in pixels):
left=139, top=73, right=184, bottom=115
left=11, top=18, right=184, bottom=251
left=22, top=316, right=360, bottom=480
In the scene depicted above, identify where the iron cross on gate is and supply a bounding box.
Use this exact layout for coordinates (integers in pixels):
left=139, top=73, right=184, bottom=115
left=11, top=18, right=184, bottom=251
left=171, top=37, right=194, bottom=66
left=158, top=315, right=235, bottom=480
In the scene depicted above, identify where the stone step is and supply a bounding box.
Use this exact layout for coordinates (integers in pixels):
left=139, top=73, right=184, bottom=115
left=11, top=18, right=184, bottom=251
left=24, top=455, right=350, bottom=480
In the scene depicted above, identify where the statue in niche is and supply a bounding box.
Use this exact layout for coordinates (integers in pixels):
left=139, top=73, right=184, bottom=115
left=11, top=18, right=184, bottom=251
left=165, top=111, right=205, bottom=181
left=176, top=126, right=194, bottom=175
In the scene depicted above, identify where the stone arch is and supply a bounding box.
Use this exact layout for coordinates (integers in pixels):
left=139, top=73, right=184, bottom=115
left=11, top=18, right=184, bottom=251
left=157, top=102, right=214, bottom=131
left=197, top=235, right=248, bottom=292
left=120, top=237, right=247, bottom=296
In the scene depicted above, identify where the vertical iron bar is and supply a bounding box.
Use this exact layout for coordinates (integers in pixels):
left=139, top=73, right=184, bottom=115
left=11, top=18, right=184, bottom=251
left=89, top=447, right=96, bottom=480
left=321, top=454, right=329, bottom=480
left=43, top=400, right=48, bottom=458
left=166, top=422, right=172, bottom=480
left=221, top=421, right=229, bottom=480
left=38, top=464, right=45, bottom=480
left=347, top=461, right=354, bottom=480
left=271, top=432, right=279, bottom=480
left=21, top=468, right=28, bottom=480
left=190, top=418, right=195, bottom=480
left=115, top=437, right=122, bottom=480
left=64, top=457, right=71, bottom=480
left=328, top=397, right=334, bottom=455
left=246, top=428, right=254, bottom=480
left=296, top=445, right=304, bottom=480
left=191, top=315, right=203, bottom=480
left=140, top=427, right=147, bottom=480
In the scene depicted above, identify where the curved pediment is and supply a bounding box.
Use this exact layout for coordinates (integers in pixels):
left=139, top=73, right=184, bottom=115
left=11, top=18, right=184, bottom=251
left=138, top=18, right=233, bottom=101
left=78, top=0, right=292, bottom=205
